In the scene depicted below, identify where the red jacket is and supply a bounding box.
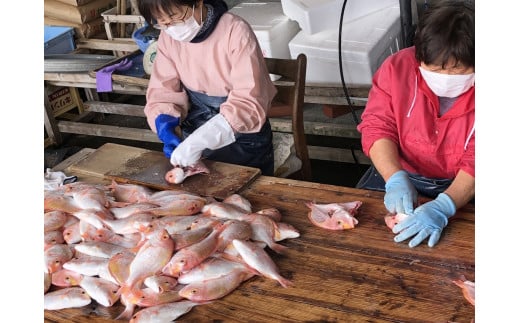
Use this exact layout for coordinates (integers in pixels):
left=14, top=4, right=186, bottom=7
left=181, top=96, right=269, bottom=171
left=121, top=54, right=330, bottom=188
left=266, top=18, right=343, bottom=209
left=357, top=47, right=475, bottom=179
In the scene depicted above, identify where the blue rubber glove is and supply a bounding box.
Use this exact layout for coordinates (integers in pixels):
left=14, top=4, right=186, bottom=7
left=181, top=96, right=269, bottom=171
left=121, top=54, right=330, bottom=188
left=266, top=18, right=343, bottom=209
left=155, top=114, right=182, bottom=159
left=392, top=193, right=456, bottom=247
left=384, top=170, right=418, bottom=215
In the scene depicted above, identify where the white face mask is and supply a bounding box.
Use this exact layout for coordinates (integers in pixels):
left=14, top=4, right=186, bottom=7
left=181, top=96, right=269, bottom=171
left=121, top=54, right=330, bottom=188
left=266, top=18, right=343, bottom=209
left=165, top=4, right=203, bottom=42
left=419, top=66, right=475, bottom=98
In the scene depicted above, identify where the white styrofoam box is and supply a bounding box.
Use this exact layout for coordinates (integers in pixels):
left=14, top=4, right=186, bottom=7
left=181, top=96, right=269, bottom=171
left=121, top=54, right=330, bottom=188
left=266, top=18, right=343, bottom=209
left=281, top=0, right=398, bottom=35
left=229, top=2, right=300, bottom=59
left=288, top=5, right=402, bottom=86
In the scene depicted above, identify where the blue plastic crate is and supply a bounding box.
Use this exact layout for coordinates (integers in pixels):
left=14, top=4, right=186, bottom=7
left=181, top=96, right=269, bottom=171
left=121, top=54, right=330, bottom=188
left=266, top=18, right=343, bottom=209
left=44, top=26, right=76, bottom=55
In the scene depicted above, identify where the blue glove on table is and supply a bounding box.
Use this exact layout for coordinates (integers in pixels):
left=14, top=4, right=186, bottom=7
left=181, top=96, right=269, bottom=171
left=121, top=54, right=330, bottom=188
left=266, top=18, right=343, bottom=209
left=384, top=170, right=418, bottom=215
left=392, top=192, right=456, bottom=248
left=155, top=114, right=182, bottom=159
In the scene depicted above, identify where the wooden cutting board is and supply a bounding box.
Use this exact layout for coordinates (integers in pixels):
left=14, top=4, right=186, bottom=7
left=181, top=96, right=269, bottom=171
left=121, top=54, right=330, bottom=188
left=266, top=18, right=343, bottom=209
left=68, top=143, right=261, bottom=199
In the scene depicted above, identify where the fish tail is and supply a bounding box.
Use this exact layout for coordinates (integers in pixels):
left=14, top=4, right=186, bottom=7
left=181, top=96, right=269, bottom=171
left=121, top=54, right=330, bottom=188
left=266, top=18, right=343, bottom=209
left=277, top=275, right=294, bottom=288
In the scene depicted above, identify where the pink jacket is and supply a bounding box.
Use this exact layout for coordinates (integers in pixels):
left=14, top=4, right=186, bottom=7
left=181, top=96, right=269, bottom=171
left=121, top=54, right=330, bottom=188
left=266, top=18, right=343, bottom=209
left=144, top=12, right=277, bottom=133
left=357, top=47, right=475, bottom=179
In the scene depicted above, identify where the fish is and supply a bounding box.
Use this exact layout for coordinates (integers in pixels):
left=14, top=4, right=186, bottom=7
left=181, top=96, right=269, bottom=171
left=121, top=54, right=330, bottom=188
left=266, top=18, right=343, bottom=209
left=44, top=210, right=69, bottom=232
left=143, top=274, right=178, bottom=293
left=232, top=239, right=293, bottom=288
left=165, top=160, right=210, bottom=184
left=44, top=230, right=65, bottom=250
left=108, top=251, right=135, bottom=285
left=129, top=300, right=200, bottom=323
left=179, top=268, right=254, bottom=301
left=149, top=215, right=202, bottom=235
left=43, top=179, right=298, bottom=319
left=106, top=180, right=153, bottom=204
left=73, top=241, right=128, bottom=259
left=79, top=275, right=121, bottom=307
left=51, top=269, right=83, bottom=287
left=118, top=230, right=174, bottom=320
left=162, top=229, right=221, bottom=277
left=275, top=222, right=300, bottom=241
left=306, top=201, right=362, bottom=230
left=63, top=222, right=82, bottom=244
left=148, top=199, right=206, bottom=217
left=109, top=202, right=158, bottom=219
left=202, top=201, right=249, bottom=220
left=67, top=185, right=113, bottom=211
left=128, top=286, right=184, bottom=307
left=89, top=226, right=142, bottom=249
left=62, top=254, right=110, bottom=277
left=100, top=212, right=157, bottom=235
left=170, top=226, right=213, bottom=250
left=44, top=287, right=91, bottom=310
left=215, top=219, right=253, bottom=252
left=222, top=194, right=252, bottom=213
left=44, top=244, right=74, bottom=273
left=255, top=207, right=282, bottom=222
left=452, top=275, right=475, bottom=306
left=239, top=213, right=287, bottom=254
left=124, top=229, right=175, bottom=288
left=44, top=191, right=82, bottom=214
left=177, top=257, right=251, bottom=285
left=384, top=212, right=410, bottom=230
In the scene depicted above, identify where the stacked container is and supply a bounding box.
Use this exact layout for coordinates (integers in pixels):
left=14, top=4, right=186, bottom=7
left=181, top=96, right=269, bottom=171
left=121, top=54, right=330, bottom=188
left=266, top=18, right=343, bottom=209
left=229, top=1, right=300, bottom=59
left=282, top=0, right=402, bottom=85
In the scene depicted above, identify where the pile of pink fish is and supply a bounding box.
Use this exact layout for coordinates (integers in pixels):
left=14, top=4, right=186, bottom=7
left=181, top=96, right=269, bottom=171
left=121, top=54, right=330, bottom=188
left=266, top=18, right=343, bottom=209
left=44, top=180, right=299, bottom=322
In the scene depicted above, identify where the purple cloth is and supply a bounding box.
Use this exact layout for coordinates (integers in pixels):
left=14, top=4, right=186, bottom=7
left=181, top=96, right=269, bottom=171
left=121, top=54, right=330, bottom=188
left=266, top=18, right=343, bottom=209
left=95, top=58, right=133, bottom=92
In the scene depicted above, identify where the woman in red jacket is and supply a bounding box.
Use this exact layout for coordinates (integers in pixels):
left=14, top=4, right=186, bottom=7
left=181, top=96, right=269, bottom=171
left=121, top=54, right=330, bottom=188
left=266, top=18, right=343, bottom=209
left=356, top=0, right=474, bottom=248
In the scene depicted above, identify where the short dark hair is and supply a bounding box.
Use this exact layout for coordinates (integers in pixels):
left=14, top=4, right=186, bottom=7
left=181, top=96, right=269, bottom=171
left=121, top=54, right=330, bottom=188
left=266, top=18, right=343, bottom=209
left=138, top=0, right=199, bottom=24
left=414, top=0, right=474, bottom=69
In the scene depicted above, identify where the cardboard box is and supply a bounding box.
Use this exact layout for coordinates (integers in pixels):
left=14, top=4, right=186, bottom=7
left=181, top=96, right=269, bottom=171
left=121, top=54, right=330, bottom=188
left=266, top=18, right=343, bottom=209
left=44, top=0, right=116, bottom=24
left=45, top=16, right=105, bottom=39
left=281, top=0, right=398, bottom=35
left=46, top=85, right=79, bottom=117
left=44, top=26, right=76, bottom=55
left=229, top=2, right=300, bottom=59
left=288, top=5, right=402, bottom=85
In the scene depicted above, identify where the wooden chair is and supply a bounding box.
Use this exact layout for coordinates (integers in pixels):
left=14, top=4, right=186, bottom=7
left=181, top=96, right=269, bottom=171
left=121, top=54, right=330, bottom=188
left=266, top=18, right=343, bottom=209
left=265, top=54, right=312, bottom=181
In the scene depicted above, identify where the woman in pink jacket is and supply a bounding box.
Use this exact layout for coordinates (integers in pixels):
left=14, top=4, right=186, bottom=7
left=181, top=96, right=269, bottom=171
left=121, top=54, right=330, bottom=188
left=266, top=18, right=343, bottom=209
left=356, top=0, right=474, bottom=248
left=138, top=0, right=277, bottom=175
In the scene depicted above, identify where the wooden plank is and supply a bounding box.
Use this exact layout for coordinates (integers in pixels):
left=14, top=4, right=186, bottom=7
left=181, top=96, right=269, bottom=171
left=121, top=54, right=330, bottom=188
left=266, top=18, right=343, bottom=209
left=308, top=145, right=371, bottom=164
left=270, top=118, right=361, bottom=138
left=76, top=38, right=139, bottom=52
left=51, top=148, right=96, bottom=172
left=57, top=121, right=160, bottom=142
left=83, top=100, right=146, bottom=117
left=305, top=84, right=371, bottom=98
left=304, top=95, right=367, bottom=106
left=44, top=72, right=147, bottom=95
left=44, top=87, right=63, bottom=146
left=69, top=143, right=262, bottom=199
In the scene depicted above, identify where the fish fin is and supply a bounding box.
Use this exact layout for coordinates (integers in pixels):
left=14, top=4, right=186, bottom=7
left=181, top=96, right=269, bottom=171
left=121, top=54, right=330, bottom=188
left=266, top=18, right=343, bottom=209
left=269, top=242, right=288, bottom=254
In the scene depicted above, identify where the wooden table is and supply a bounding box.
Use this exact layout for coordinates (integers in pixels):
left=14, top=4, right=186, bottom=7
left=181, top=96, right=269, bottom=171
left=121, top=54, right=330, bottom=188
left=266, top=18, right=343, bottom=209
left=45, top=146, right=475, bottom=322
